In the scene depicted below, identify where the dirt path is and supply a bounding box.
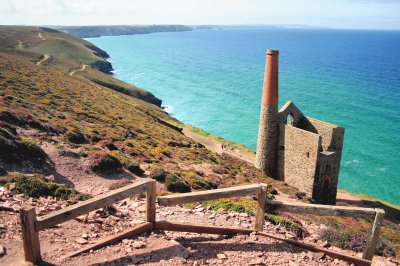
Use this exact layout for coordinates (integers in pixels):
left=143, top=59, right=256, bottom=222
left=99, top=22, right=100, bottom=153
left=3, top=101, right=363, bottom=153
left=69, top=64, right=88, bottom=76
left=16, top=40, right=23, bottom=49
left=38, top=31, right=46, bottom=41
left=36, top=54, right=50, bottom=65
left=182, top=128, right=255, bottom=165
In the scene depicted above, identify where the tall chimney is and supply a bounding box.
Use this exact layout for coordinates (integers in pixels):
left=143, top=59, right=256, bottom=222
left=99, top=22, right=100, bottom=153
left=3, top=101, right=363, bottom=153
left=255, top=49, right=279, bottom=178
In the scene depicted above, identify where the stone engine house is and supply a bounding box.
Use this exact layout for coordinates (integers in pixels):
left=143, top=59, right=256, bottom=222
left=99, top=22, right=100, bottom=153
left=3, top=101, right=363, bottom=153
left=255, top=50, right=345, bottom=205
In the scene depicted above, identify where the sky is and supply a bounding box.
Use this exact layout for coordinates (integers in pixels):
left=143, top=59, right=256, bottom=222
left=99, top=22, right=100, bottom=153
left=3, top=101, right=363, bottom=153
left=0, top=0, right=399, bottom=30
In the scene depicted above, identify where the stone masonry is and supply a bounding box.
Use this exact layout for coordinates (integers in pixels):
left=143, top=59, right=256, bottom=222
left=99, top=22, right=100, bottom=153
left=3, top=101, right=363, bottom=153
left=255, top=50, right=279, bottom=178
left=255, top=51, right=345, bottom=205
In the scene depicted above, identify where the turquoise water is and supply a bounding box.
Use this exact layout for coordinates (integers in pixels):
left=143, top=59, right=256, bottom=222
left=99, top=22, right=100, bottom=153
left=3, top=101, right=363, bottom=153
left=88, top=28, right=400, bottom=205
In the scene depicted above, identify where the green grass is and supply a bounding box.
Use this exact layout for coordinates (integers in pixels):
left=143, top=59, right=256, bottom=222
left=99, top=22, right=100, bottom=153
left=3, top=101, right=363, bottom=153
left=29, top=39, right=96, bottom=64
left=201, top=198, right=256, bottom=216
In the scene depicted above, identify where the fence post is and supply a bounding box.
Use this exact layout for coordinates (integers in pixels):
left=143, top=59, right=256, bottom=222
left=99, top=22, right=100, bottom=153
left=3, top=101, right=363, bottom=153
left=20, top=206, right=41, bottom=264
left=362, top=209, right=385, bottom=260
left=146, top=180, right=156, bottom=228
left=255, top=184, right=268, bottom=231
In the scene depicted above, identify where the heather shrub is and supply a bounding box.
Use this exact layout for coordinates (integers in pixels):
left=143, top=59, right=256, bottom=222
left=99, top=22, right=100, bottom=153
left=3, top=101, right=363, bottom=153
left=0, top=129, right=47, bottom=164
left=124, top=160, right=144, bottom=176
left=320, top=227, right=396, bottom=256
left=88, top=150, right=122, bottom=173
left=97, top=139, right=118, bottom=151
left=65, top=130, right=88, bottom=144
left=165, top=173, right=191, bottom=193
left=149, top=167, right=166, bottom=182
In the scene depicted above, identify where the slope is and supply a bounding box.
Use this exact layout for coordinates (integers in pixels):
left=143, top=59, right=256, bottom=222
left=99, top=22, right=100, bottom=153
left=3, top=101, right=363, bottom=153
left=0, top=25, right=162, bottom=106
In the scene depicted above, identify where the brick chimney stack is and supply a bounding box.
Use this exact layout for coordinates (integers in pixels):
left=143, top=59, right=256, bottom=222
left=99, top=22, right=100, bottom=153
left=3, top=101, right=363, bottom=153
left=255, top=49, right=279, bottom=178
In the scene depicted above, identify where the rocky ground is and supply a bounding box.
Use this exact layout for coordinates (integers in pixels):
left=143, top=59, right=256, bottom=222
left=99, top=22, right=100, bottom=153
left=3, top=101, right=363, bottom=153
left=0, top=139, right=399, bottom=266
left=0, top=183, right=398, bottom=266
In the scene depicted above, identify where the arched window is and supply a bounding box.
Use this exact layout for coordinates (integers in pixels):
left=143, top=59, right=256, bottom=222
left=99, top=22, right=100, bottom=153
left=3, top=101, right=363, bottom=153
left=285, top=113, right=295, bottom=126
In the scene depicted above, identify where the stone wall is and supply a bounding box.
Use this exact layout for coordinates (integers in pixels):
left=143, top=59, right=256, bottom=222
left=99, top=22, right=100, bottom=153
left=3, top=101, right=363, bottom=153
left=312, top=150, right=341, bottom=204
left=277, top=124, right=320, bottom=195
left=299, top=117, right=345, bottom=152
left=275, top=102, right=344, bottom=204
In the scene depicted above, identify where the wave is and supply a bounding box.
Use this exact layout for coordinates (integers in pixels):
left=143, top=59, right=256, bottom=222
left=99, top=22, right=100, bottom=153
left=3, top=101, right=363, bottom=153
left=162, top=105, right=174, bottom=114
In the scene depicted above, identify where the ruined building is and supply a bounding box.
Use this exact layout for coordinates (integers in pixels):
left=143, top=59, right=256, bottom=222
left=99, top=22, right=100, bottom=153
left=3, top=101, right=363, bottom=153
left=255, top=50, right=345, bottom=205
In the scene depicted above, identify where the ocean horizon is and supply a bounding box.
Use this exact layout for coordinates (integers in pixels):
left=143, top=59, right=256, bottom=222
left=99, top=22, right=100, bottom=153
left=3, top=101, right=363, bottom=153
left=87, top=28, right=400, bottom=205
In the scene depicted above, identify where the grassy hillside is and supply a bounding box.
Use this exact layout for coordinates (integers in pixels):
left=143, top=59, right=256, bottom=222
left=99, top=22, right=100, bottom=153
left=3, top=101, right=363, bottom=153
left=0, top=51, right=277, bottom=192
left=0, top=25, right=111, bottom=72
left=56, top=25, right=192, bottom=38
left=0, top=25, right=162, bottom=106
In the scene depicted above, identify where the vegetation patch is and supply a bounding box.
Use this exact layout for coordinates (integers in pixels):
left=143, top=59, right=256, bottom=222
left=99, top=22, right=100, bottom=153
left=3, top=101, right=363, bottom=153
left=0, top=128, right=47, bottom=164
left=165, top=173, right=191, bottom=193
left=0, top=174, right=77, bottom=200
left=65, top=130, right=88, bottom=144
left=123, top=160, right=144, bottom=176
left=87, top=150, right=122, bottom=173
left=149, top=167, right=166, bottom=182
left=96, top=139, right=118, bottom=151
left=266, top=213, right=309, bottom=239
left=202, top=198, right=256, bottom=216
left=320, top=226, right=396, bottom=257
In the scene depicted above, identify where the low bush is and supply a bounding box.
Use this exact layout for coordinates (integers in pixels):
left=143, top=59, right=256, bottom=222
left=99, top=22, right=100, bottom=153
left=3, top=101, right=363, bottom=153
left=0, top=174, right=77, bottom=200
left=165, top=173, right=191, bottom=193
left=65, top=130, right=88, bottom=144
left=97, top=139, right=118, bottom=151
left=0, top=129, right=47, bottom=164
left=88, top=150, right=122, bottom=173
left=266, top=213, right=309, bottom=239
left=149, top=167, right=166, bottom=182
left=320, top=227, right=396, bottom=256
left=124, top=160, right=144, bottom=176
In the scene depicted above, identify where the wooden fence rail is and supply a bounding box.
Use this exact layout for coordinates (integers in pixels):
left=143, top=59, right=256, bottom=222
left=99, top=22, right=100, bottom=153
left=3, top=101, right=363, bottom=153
left=266, top=200, right=377, bottom=219
left=157, top=184, right=262, bottom=206
left=19, top=178, right=156, bottom=264
left=20, top=181, right=384, bottom=265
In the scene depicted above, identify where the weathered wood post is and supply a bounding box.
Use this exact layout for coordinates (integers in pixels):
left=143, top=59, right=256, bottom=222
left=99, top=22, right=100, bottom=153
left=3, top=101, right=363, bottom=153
left=255, top=184, right=268, bottom=231
left=20, top=206, right=41, bottom=264
left=362, top=209, right=385, bottom=260
left=146, top=180, right=156, bottom=228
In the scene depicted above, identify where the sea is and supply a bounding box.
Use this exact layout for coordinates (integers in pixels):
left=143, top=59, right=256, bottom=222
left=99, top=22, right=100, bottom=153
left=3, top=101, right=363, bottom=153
left=87, top=28, right=400, bottom=205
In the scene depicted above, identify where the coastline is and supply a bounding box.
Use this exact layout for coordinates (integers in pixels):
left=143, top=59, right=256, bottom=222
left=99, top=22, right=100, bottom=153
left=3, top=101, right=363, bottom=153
left=88, top=30, right=399, bottom=209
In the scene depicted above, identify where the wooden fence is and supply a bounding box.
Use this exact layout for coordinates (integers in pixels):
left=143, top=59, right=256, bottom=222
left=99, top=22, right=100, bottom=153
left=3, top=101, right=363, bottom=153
left=20, top=182, right=384, bottom=266
left=19, top=179, right=156, bottom=263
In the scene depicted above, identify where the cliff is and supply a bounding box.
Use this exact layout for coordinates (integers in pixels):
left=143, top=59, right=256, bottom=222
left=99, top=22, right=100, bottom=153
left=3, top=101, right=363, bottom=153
left=56, top=25, right=192, bottom=38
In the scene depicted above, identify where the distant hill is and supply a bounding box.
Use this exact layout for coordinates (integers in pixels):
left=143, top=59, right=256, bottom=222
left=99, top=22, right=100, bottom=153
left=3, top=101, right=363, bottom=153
left=0, top=25, right=162, bottom=106
left=0, top=25, right=112, bottom=73
left=56, top=25, right=192, bottom=38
